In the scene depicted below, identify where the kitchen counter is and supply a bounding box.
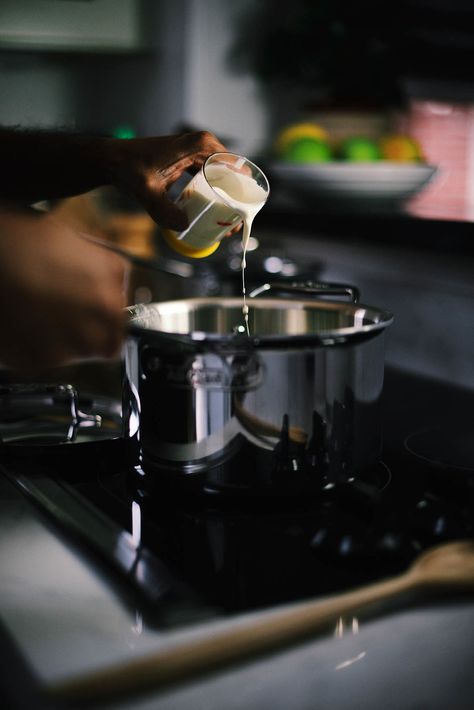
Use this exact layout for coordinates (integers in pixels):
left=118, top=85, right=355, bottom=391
left=257, top=202, right=474, bottom=258
left=1, top=441, right=474, bottom=709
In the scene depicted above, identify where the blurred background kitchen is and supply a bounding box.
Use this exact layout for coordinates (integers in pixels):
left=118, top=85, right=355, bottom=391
left=1, top=0, right=473, bottom=392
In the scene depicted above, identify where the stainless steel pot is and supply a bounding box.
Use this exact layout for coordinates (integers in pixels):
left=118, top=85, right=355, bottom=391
left=123, top=284, right=393, bottom=493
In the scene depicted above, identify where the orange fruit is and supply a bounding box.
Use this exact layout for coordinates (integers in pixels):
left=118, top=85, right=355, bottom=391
left=379, top=134, right=423, bottom=161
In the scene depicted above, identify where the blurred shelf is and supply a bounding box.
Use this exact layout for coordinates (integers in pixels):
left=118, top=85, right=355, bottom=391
left=256, top=193, right=474, bottom=258
left=0, top=0, right=146, bottom=54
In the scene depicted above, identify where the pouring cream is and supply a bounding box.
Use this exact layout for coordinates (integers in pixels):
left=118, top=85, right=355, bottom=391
left=207, top=163, right=268, bottom=334
left=162, top=154, right=269, bottom=333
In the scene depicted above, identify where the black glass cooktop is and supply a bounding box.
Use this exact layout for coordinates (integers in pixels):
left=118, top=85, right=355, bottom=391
left=1, top=367, right=473, bottom=627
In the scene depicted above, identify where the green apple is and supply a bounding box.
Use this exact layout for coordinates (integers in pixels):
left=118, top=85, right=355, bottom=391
left=340, top=137, right=381, bottom=161
left=282, top=137, right=332, bottom=163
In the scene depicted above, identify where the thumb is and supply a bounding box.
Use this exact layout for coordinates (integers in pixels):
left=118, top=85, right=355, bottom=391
left=144, top=192, right=189, bottom=232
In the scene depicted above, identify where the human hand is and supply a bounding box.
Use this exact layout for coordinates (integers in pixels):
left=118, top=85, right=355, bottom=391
left=0, top=207, right=128, bottom=372
left=105, top=130, right=242, bottom=233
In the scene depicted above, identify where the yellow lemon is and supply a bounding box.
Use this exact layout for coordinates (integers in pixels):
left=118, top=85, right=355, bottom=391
left=274, top=122, right=328, bottom=157
left=379, top=134, right=423, bottom=162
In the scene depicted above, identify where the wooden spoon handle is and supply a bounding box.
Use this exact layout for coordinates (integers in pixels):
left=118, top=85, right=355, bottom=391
left=49, top=572, right=414, bottom=705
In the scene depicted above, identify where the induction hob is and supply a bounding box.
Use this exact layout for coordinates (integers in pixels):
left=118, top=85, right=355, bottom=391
left=1, top=367, right=473, bottom=629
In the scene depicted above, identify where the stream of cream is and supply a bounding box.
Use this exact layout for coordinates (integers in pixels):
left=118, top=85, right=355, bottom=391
left=208, top=166, right=267, bottom=334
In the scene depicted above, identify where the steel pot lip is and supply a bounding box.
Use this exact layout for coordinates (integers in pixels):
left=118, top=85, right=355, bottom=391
left=127, top=297, right=393, bottom=347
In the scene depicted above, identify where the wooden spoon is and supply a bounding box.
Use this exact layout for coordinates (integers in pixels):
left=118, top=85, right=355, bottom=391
left=48, top=540, right=474, bottom=706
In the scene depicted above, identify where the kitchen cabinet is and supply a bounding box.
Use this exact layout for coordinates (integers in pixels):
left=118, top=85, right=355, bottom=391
left=0, top=0, right=144, bottom=53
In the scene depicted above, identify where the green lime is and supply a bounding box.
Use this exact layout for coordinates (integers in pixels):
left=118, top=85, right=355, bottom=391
left=340, top=137, right=381, bottom=161
left=282, top=137, right=332, bottom=163
left=274, top=122, right=328, bottom=156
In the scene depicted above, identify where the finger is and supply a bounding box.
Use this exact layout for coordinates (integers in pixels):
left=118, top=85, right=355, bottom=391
left=224, top=221, right=243, bottom=237
left=158, top=154, right=198, bottom=182
left=179, top=130, right=227, bottom=155
left=144, top=191, right=189, bottom=231
left=175, top=131, right=228, bottom=173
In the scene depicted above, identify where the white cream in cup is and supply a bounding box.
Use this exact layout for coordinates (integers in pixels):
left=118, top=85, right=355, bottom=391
left=163, top=152, right=269, bottom=258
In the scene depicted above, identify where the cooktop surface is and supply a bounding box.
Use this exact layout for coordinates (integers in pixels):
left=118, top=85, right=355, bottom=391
left=1, top=367, right=473, bottom=628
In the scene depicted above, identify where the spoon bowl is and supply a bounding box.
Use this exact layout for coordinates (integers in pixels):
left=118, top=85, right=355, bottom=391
left=408, top=540, right=474, bottom=588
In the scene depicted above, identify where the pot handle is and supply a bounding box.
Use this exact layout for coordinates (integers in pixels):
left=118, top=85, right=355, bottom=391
left=248, top=281, right=360, bottom=303
left=0, top=383, right=102, bottom=443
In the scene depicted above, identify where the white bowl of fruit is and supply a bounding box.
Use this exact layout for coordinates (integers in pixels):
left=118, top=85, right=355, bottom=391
left=268, top=122, right=437, bottom=212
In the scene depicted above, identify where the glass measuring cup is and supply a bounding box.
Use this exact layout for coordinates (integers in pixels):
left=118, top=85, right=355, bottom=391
left=162, top=152, right=270, bottom=258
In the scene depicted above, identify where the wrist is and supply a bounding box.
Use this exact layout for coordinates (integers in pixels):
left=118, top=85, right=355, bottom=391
left=84, top=136, right=117, bottom=187
left=98, top=137, right=128, bottom=189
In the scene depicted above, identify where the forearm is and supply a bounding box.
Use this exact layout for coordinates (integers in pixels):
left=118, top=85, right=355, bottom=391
left=0, top=206, right=127, bottom=371
left=0, top=128, right=116, bottom=202
left=0, top=128, right=229, bottom=229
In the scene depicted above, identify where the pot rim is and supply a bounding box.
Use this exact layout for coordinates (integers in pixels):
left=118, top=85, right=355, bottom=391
left=127, top=297, right=393, bottom=347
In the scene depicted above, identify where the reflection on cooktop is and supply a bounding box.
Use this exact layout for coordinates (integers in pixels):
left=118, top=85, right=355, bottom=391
left=95, top=461, right=398, bottom=612
left=1, top=368, right=473, bottom=624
